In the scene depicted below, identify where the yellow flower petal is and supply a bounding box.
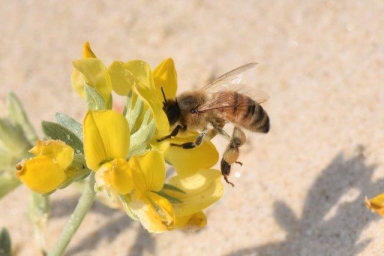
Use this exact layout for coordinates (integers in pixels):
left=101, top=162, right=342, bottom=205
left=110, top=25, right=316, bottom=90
left=29, top=140, right=74, bottom=170
left=16, top=156, right=67, bottom=194
left=71, top=68, right=86, bottom=99
left=157, top=132, right=219, bottom=177
left=152, top=58, right=178, bottom=101
left=129, top=192, right=174, bottom=233
left=72, top=58, right=112, bottom=103
left=366, top=194, right=384, bottom=216
left=130, top=150, right=165, bottom=195
left=82, top=41, right=97, bottom=58
left=96, top=159, right=134, bottom=195
left=124, top=60, right=170, bottom=134
left=70, top=42, right=97, bottom=98
left=167, top=169, right=224, bottom=216
left=174, top=211, right=207, bottom=230
left=84, top=110, right=130, bottom=170
left=108, top=61, right=135, bottom=96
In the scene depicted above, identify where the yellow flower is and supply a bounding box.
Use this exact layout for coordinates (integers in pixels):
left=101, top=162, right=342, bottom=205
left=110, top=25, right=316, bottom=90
left=83, top=110, right=130, bottom=170
left=72, top=42, right=143, bottom=107
left=152, top=58, right=178, bottom=106
left=123, top=151, right=174, bottom=233
left=83, top=110, right=133, bottom=194
left=95, top=159, right=133, bottom=195
left=16, top=140, right=74, bottom=194
left=366, top=194, right=384, bottom=216
left=83, top=109, right=176, bottom=232
left=154, top=132, right=219, bottom=177
left=108, top=61, right=135, bottom=96
left=71, top=42, right=112, bottom=108
left=124, top=60, right=170, bottom=135
left=167, top=169, right=224, bottom=230
left=174, top=211, right=207, bottom=230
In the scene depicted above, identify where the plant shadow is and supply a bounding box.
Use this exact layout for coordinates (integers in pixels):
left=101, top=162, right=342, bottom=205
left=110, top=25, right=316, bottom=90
left=227, top=148, right=383, bottom=256
left=50, top=194, right=155, bottom=256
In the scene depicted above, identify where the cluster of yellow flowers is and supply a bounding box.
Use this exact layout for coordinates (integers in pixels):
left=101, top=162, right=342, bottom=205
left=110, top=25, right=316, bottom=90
left=15, top=42, right=224, bottom=233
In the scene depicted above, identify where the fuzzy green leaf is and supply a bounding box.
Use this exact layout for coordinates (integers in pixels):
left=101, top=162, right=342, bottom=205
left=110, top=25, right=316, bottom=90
left=59, top=154, right=91, bottom=189
left=41, top=121, right=83, bottom=153
left=0, top=119, right=30, bottom=157
left=55, top=113, right=83, bottom=140
left=0, top=228, right=11, bottom=256
left=6, top=92, right=37, bottom=145
left=128, top=109, right=156, bottom=157
left=84, top=83, right=107, bottom=110
left=124, top=91, right=143, bottom=132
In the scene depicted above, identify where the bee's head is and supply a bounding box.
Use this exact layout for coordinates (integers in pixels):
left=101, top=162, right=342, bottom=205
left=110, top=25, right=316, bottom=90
left=161, top=87, right=180, bottom=126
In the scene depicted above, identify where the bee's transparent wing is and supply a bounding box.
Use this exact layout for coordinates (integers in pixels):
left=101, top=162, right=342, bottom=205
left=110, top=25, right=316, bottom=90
left=202, top=63, right=269, bottom=104
left=203, top=63, right=257, bottom=90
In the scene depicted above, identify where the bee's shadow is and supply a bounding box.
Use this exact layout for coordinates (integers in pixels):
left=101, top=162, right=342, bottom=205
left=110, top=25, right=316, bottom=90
left=226, top=148, right=382, bottom=256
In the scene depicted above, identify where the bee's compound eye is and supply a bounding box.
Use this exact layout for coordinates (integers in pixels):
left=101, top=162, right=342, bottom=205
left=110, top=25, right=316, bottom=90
left=190, top=108, right=198, bottom=114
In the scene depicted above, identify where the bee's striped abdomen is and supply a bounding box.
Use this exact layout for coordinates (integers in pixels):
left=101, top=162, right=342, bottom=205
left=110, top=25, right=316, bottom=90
left=218, top=92, right=270, bottom=133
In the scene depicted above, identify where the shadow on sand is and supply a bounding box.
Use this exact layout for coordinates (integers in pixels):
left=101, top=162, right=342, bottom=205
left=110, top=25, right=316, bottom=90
left=50, top=192, right=155, bottom=256
left=227, top=148, right=383, bottom=256
left=50, top=147, right=382, bottom=256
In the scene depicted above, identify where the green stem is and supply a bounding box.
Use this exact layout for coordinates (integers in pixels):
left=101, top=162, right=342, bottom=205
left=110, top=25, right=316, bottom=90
left=48, top=173, right=96, bottom=256
left=29, top=192, right=50, bottom=253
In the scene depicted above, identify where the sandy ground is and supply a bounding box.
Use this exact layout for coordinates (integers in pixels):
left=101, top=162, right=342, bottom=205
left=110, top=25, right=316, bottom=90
left=1, top=0, right=384, bottom=255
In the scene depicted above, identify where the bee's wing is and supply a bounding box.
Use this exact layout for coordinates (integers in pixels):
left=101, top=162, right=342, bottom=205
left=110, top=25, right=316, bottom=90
left=202, top=63, right=269, bottom=104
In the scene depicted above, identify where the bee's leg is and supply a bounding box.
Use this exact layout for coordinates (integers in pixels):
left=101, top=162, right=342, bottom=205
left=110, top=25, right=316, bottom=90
left=215, top=126, right=231, bottom=140
left=221, top=127, right=246, bottom=186
left=221, top=140, right=239, bottom=187
left=204, top=127, right=219, bottom=140
left=221, top=159, right=235, bottom=187
left=210, top=118, right=231, bottom=140
left=157, top=125, right=184, bottom=142
left=170, top=131, right=206, bottom=149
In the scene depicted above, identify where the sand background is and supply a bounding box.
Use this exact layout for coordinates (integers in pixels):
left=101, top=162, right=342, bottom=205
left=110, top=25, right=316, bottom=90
left=1, top=0, right=384, bottom=255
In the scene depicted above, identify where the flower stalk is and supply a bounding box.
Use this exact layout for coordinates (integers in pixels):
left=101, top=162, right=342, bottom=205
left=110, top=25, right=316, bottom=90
left=48, top=172, right=96, bottom=256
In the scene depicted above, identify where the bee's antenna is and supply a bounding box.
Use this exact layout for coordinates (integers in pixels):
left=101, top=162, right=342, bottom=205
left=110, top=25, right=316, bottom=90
left=161, top=87, right=167, bottom=106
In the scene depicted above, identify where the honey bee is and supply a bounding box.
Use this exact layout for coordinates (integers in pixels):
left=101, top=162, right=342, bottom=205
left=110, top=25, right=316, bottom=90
left=157, top=63, right=270, bottom=186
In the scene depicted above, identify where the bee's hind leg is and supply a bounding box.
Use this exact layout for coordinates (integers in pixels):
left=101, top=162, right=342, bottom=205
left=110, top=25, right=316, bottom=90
left=221, top=126, right=246, bottom=186
left=221, top=159, right=235, bottom=187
